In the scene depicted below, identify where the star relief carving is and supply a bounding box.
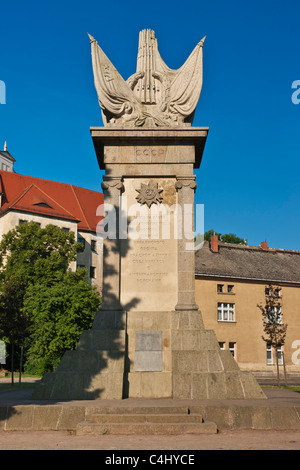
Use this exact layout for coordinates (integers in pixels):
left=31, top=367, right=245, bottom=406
left=136, top=182, right=163, bottom=208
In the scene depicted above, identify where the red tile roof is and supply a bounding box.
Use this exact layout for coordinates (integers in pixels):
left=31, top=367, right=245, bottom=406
left=0, top=171, right=104, bottom=232
left=195, top=240, right=300, bottom=284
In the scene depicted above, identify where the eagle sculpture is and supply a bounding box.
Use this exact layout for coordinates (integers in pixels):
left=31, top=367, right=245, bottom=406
left=88, top=29, right=205, bottom=128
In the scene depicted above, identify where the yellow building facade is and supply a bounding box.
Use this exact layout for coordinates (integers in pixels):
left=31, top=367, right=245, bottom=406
left=195, top=237, right=300, bottom=373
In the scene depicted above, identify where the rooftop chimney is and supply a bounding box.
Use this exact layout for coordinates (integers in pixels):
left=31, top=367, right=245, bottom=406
left=260, top=241, right=268, bottom=250
left=210, top=234, right=219, bottom=253
left=4, top=141, right=7, bottom=151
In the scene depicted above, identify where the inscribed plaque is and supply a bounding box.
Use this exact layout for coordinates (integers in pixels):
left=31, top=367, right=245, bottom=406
left=135, top=331, right=162, bottom=371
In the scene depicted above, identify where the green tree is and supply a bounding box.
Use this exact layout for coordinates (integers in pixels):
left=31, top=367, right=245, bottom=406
left=23, top=268, right=100, bottom=375
left=204, top=229, right=246, bottom=245
left=204, top=229, right=221, bottom=241
left=0, top=222, right=81, bottom=286
left=220, top=233, right=246, bottom=244
left=0, top=278, right=28, bottom=383
left=0, top=222, right=93, bottom=379
left=257, top=285, right=288, bottom=387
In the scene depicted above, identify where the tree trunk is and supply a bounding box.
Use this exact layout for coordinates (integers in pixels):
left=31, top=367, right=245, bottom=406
left=276, top=348, right=280, bottom=388
left=11, top=341, right=14, bottom=386
left=19, top=345, right=23, bottom=384
left=282, top=351, right=288, bottom=386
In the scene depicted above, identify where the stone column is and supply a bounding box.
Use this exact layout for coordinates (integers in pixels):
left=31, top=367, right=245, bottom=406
left=101, top=176, right=124, bottom=311
left=175, top=176, right=199, bottom=311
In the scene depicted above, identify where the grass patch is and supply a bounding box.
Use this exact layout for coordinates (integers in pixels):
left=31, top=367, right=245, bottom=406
left=1, top=373, right=41, bottom=379
left=261, top=385, right=300, bottom=392
left=0, top=382, right=38, bottom=391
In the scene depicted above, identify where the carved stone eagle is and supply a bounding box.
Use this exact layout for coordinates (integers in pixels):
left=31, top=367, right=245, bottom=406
left=88, top=29, right=205, bottom=128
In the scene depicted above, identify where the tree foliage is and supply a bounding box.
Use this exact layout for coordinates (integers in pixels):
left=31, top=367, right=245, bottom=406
left=23, top=268, right=100, bottom=374
left=258, top=285, right=288, bottom=349
left=0, top=278, right=28, bottom=344
left=0, top=222, right=100, bottom=376
left=204, top=228, right=246, bottom=245
left=257, top=285, right=288, bottom=387
left=204, top=229, right=222, bottom=241
left=0, top=222, right=82, bottom=287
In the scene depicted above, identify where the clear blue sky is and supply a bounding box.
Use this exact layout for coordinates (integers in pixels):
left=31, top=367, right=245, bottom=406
left=1, top=0, right=299, bottom=250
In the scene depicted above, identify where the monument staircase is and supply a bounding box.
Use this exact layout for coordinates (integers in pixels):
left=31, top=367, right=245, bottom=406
left=76, top=405, right=217, bottom=435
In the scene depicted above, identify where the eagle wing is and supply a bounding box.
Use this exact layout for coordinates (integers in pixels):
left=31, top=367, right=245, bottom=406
left=88, top=34, right=140, bottom=122
left=167, top=37, right=205, bottom=118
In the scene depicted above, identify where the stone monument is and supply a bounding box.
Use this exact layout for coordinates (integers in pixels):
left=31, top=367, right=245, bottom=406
left=33, top=30, right=265, bottom=400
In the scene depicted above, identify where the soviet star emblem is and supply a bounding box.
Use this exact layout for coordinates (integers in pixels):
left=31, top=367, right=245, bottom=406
left=136, top=182, right=163, bottom=208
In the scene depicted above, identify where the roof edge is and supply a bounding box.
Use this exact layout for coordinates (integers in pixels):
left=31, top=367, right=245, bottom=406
left=199, top=240, right=300, bottom=255
left=0, top=207, right=81, bottom=223
left=195, top=272, right=300, bottom=285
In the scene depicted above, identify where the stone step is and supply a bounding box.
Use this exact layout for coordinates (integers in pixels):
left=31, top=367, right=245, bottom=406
left=88, top=413, right=204, bottom=424
left=87, top=406, right=189, bottom=415
left=76, top=405, right=217, bottom=435
left=76, top=421, right=218, bottom=436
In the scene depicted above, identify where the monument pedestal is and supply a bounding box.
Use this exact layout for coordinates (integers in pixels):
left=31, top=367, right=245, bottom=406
left=33, top=307, right=264, bottom=400
left=32, top=128, right=265, bottom=400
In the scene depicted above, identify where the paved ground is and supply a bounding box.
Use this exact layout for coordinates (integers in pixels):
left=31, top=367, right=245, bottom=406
left=1, top=378, right=300, bottom=450
left=0, top=429, right=300, bottom=450
left=0, top=378, right=300, bottom=407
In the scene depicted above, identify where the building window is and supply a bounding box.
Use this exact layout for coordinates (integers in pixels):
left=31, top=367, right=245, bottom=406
left=229, top=342, right=236, bottom=360
left=276, top=346, right=284, bottom=365
left=78, top=236, right=85, bottom=248
left=265, top=287, right=281, bottom=298
left=63, top=227, right=70, bottom=233
left=266, top=343, right=273, bottom=365
left=90, top=266, right=96, bottom=279
left=274, top=288, right=281, bottom=298
left=266, top=306, right=282, bottom=324
left=218, top=342, right=225, bottom=350
left=217, top=284, right=224, bottom=293
left=266, top=344, right=283, bottom=365
left=217, top=303, right=235, bottom=322
left=227, top=285, right=234, bottom=293
left=19, top=219, right=26, bottom=225
left=91, top=240, right=97, bottom=252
